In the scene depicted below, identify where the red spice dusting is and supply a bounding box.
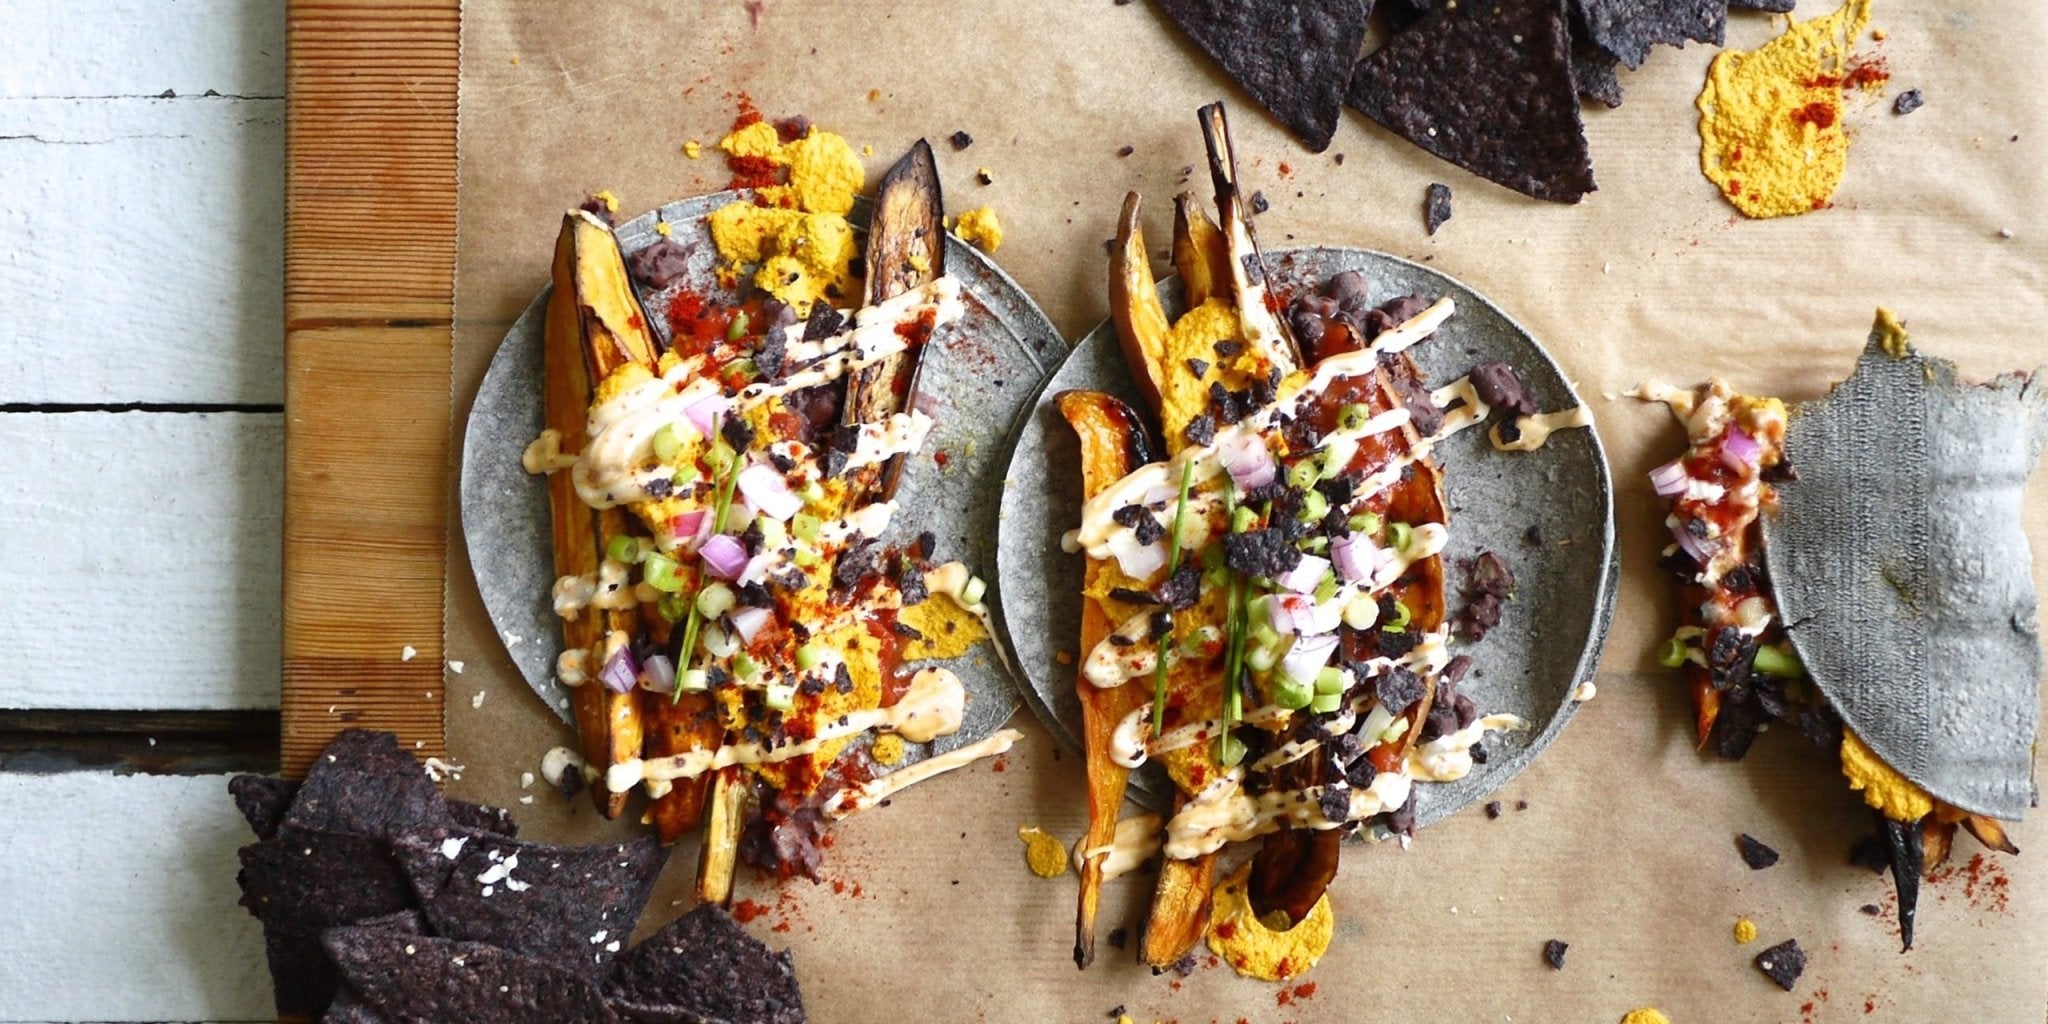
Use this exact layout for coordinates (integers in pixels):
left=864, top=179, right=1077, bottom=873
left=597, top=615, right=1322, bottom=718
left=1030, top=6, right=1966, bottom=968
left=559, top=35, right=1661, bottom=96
left=1274, top=957, right=1294, bottom=980
left=771, top=920, right=791, bottom=933
left=1168, top=980, right=1183, bottom=992
left=1214, top=921, right=1238, bottom=940
left=1728, top=179, right=1744, bottom=197
left=726, top=154, right=782, bottom=191
left=1790, top=101, right=1839, bottom=130
left=1729, top=146, right=1744, bottom=164
left=732, top=899, right=768, bottom=923
left=1207, top=956, right=1221, bottom=970
left=830, top=879, right=846, bottom=894
left=666, top=289, right=733, bottom=357
left=932, top=450, right=951, bottom=468
left=1293, top=983, right=1317, bottom=1001
left=1277, top=161, right=1294, bottom=178
left=1928, top=853, right=2012, bottom=913
left=1865, top=997, right=1878, bottom=1014
left=730, top=92, right=763, bottom=131
left=1276, top=988, right=1294, bottom=1007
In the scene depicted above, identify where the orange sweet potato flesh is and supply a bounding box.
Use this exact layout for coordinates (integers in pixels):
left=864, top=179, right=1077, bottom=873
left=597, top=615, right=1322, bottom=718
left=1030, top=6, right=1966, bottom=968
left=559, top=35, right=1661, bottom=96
left=1108, top=193, right=1172, bottom=417
left=543, top=210, right=657, bottom=819
left=1172, top=192, right=1228, bottom=311
left=1060, top=389, right=1156, bottom=969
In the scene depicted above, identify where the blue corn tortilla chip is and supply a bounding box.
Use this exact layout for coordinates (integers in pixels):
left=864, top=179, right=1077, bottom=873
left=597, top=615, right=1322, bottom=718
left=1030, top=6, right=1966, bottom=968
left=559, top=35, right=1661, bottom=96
left=1572, top=0, right=1723, bottom=70
left=234, top=773, right=516, bottom=841
left=1572, top=38, right=1624, bottom=108
left=1730, top=0, right=1795, bottom=12
left=284, top=729, right=453, bottom=841
left=1152, top=0, right=1373, bottom=152
left=392, top=831, right=666, bottom=975
left=325, top=928, right=620, bottom=1024
left=1347, top=0, right=1596, bottom=202
left=448, top=799, right=521, bottom=838
left=320, top=986, right=391, bottom=1024
left=237, top=829, right=420, bottom=1016
left=605, top=904, right=806, bottom=1024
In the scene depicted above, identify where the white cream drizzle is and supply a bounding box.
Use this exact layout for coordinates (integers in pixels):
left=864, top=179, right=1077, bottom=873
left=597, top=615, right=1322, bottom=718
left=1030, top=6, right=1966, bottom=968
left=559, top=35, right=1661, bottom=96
left=1075, top=811, right=1165, bottom=880
left=1489, top=405, right=1592, bottom=452
left=842, top=411, right=935, bottom=473
left=823, top=728, right=1022, bottom=820
left=521, top=428, right=578, bottom=474
left=605, top=667, right=969, bottom=792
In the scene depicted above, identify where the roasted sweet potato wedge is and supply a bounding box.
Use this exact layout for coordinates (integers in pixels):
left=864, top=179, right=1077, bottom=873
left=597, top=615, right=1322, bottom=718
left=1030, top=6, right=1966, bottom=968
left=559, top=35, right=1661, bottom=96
left=1109, top=192, right=1172, bottom=416
left=1171, top=192, right=1229, bottom=310
left=843, top=140, right=944, bottom=503
left=1060, top=389, right=1157, bottom=969
left=543, top=209, right=658, bottom=819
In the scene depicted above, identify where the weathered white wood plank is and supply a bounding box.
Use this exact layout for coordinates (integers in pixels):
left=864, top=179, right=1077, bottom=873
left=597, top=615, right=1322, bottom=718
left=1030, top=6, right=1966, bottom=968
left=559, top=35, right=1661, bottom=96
left=1, top=0, right=285, bottom=100
left=0, top=412, right=281, bottom=709
left=0, top=97, right=285, bottom=404
left=0, top=773, right=271, bottom=1022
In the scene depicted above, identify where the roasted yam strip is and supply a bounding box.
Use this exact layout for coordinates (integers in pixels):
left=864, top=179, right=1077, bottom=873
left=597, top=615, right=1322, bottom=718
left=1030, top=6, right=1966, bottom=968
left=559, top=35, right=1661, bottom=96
left=635, top=600, right=717, bottom=842
left=1963, top=813, right=2021, bottom=855
left=1141, top=851, right=1214, bottom=968
left=843, top=140, right=945, bottom=503
left=543, top=210, right=657, bottom=819
left=1109, top=192, right=1172, bottom=416
left=1060, top=390, right=1157, bottom=969
left=1171, top=192, right=1229, bottom=310
left=1197, top=102, right=1301, bottom=374
left=696, top=767, right=750, bottom=907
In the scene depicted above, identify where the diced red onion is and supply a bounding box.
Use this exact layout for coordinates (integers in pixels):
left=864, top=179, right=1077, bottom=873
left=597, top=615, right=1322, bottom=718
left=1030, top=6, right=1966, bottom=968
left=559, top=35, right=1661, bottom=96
left=737, top=463, right=804, bottom=521
left=1279, top=634, right=1340, bottom=686
left=1331, top=535, right=1378, bottom=583
left=683, top=396, right=729, bottom=437
left=1218, top=434, right=1276, bottom=490
left=698, top=534, right=748, bottom=580
left=638, top=653, right=676, bottom=692
left=738, top=552, right=775, bottom=586
left=1272, top=592, right=1341, bottom=636
left=1279, top=553, right=1331, bottom=594
left=1719, top=427, right=1761, bottom=472
left=1648, top=458, right=1690, bottom=498
left=728, top=606, right=772, bottom=645
left=1673, top=520, right=1714, bottom=564
left=598, top=647, right=638, bottom=695
left=668, top=510, right=708, bottom=547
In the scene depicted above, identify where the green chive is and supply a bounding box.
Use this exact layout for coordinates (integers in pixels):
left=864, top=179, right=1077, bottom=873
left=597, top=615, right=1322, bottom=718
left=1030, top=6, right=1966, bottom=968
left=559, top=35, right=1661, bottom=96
left=1657, top=637, right=1689, bottom=669
left=1385, top=599, right=1412, bottom=632
left=1309, top=691, right=1343, bottom=715
left=1271, top=674, right=1313, bottom=710
left=1753, top=643, right=1802, bottom=678
left=606, top=535, right=645, bottom=564
left=1231, top=506, right=1259, bottom=534
left=1286, top=458, right=1319, bottom=491
left=1151, top=459, right=1196, bottom=734
left=1348, top=511, right=1383, bottom=535
left=1388, top=521, right=1413, bottom=552
left=1299, top=489, right=1329, bottom=523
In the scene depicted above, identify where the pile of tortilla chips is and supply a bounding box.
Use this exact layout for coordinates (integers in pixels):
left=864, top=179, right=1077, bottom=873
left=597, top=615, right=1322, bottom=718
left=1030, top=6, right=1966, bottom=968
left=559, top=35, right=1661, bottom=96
left=231, top=729, right=805, bottom=1023
left=1152, top=0, right=1787, bottom=203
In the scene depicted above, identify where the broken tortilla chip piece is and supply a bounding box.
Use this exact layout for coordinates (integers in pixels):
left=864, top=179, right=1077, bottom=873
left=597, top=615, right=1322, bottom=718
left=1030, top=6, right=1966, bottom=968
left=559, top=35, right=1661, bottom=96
left=1347, top=0, right=1596, bottom=203
left=391, top=831, right=666, bottom=976
left=324, top=928, right=620, bottom=1024
left=282, top=729, right=454, bottom=841
left=603, top=904, right=807, bottom=1024
left=1153, top=0, right=1372, bottom=152
left=1573, top=0, right=1724, bottom=70
left=1572, top=39, right=1625, bottom=108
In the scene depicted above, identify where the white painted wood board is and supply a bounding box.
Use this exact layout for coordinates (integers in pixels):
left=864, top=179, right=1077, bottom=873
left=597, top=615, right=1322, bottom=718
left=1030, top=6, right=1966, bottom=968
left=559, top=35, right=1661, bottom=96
left=1, top=0, right=285, bottom=100
left=0, top=412, right=281, bottom=710
left=0, top=97, right=285, bottom=405
left=0, top=773, right=271, bottom=1023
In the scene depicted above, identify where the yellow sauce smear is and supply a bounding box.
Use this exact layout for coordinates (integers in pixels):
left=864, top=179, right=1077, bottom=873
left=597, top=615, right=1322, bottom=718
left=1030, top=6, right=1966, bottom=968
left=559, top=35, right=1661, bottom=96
left=1205, top=863, right=1334, bottom=982
left=1696, top=0, right=1874, bottom=218
left=1621, top=1010, right=1672, bottom=1024
left=952, top=206, right=1005, bottom=253
left=1734, top=917, right=1758, bottom=944
left=1018, top=825, right=1069, bottom=878
left=1841, top=728, right=1934, bottom=822
left=898, top=593, right=989, bottom=661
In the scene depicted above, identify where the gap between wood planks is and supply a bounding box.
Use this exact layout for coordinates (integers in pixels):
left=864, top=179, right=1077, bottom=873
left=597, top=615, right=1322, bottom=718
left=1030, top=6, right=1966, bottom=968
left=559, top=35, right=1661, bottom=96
left=0, top=402, right=282, bottom=414
left=0, top=709, right=279, bottom=775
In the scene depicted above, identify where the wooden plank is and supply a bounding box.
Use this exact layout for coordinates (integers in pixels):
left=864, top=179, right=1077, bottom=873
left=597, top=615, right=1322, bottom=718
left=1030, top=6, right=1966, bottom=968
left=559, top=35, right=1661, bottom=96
left=0, top=773, right=271, bottom=1022
left=0, top=98, right=285, bottom=404
left=0, top=412, right=282, bottom=710
left=282, top=0, right=460, bottom=777
left=3, top=0, right=285, bottom=99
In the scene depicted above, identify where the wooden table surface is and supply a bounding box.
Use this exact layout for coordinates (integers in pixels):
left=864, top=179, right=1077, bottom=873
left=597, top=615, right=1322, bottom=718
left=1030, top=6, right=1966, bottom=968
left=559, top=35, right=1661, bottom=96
left=0, top=2, right=282, bottom=1019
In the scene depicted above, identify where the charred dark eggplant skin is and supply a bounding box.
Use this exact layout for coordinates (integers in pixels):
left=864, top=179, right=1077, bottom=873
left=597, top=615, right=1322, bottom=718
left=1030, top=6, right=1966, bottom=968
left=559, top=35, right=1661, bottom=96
left=843, top=139, right=944, bottom=503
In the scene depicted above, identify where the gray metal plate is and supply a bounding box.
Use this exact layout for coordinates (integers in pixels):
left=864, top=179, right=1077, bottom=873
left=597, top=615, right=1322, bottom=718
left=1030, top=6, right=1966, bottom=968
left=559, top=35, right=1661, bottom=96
left=1763, top=337, right=2048, bottom=820
left=992, top=247, right=1618, bottom=826
left=459, top=191, right=1065, bottom=761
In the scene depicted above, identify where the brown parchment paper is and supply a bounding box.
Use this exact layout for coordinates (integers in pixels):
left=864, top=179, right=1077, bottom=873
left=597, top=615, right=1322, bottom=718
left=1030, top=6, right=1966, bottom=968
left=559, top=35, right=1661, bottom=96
left=443, top=2, right=2048, bottom=1021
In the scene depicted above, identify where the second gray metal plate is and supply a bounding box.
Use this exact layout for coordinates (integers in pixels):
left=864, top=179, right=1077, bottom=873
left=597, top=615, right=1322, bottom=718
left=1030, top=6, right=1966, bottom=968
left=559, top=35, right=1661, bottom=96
left=993, top=247, right=1617, bottom=826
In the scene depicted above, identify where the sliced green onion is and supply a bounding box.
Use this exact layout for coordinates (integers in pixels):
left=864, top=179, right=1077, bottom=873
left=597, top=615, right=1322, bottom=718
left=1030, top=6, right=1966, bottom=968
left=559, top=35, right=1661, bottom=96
left=795, top=643, right=825, bottom=671
left=792, top=512, right=824, bottom=543
left=1337, top=403, right=1371, bottom=433
left=1302, top=535, right=1330, bottom=554
left=1388, top=521, right=1414, bottom=552
left=678, top=669, right=710, bottom=692
left=1202, top=544, right=1224, bottom=571
left=672, top=464, right=700, bottom=488
left=1314, top=666, right=1346, bottom=695
left=1246, top=641, right=1280, bottom=674
left=656, top=592, right=690, bottom=624
left=1314, top=572, right=1339, bottom=605
left=1231, top=506, right=1259, bottom=534
left=726, top=310, right=751, bottom=342
left=1342, top=593, right=1379, bottom=631
left=799, top=480, right=826, bottom=504
left=1286, top=458, right=1319, bottom=491
left=722, top=358, right=759, bottom=385
left=1309, top=691, right=1344, bottom=715
left=1348, top=511, right=1383, bottom=535
left=792, top=548, right=822, bottom=569
left=694, top=581, right=736, bottom=619
left=1753, top=643, right=1802, bottom=678
left=959, top=575, right=988, bottom=607
left=761, top=682, right=795, bottom=710
left=732, top=651, right=761, bottom=681
left=606, top=535, right=646, bottom=564
left=1182, top=626, right=1222, bottom=659
left=652, top=423, right=686, bottom=463
left=1299, top=489, right=1329, bottom=523
left=1656, top=637, right=1689, bottom=669
left=642, top=553, right=684, bottom=593
left=1250, top=617, right=1281, bottom=652
left=705, top=441, right=736, bottom=477
left=1214, top=731, right=1247, bottom=767
left=1271, top=674, right=1313, bottom=710
left=700, top=623, right=738, bottom=658
left=755, top=515, right=787, bottom=551
left=1384, top=599, right=1412, bottom=632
